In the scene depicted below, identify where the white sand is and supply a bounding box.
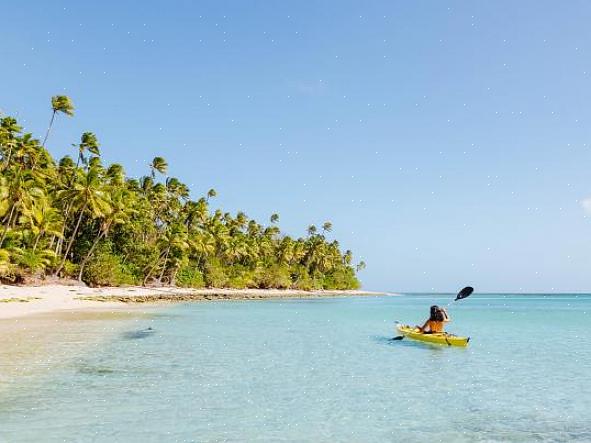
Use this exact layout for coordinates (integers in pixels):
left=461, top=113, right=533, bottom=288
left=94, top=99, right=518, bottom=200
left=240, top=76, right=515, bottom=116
left=0, top=284, right=120, bottom=319
left=0, top=285, right=388, bottom=319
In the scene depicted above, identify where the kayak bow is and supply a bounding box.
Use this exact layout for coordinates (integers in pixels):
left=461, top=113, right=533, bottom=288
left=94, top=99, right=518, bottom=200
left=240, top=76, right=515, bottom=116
left=396, top=324, right=470, bottom=347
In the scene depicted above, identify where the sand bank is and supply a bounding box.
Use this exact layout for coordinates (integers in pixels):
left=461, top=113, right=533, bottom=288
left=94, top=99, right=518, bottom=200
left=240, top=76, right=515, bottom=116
left=0, top=284, right=388, bottom=320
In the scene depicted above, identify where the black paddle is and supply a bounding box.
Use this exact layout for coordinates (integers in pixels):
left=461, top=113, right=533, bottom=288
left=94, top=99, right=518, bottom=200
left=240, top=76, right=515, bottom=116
left=392, top=286, right=474, bottom=340
left=454, top=286, right=474, bottom=302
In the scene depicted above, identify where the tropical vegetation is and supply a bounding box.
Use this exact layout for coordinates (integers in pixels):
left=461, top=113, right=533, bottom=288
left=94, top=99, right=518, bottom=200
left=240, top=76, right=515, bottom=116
left=0, top=97, right=364, bottom=289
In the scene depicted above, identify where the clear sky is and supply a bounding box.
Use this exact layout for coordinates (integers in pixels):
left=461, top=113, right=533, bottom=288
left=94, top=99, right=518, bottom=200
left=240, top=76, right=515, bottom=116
left=2, top=1, right=591, bottom=292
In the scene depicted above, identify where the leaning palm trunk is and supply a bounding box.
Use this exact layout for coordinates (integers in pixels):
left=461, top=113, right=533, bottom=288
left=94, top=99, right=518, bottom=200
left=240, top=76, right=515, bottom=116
left=143, top=249, right=167, bottom=285
left=77, top=229, right=107, bottom=281
left=55, top=201, right=74, bottom=256
left=32, top=232, right=43, bottom=252
left=42, top=111, right=56, bottom=147
left=0, top=204, right=17, bottom=247
left=54, top=204, right=87, bottom=276
left=170, top=264, right=181, bottom=286
left=157, top=247, right=171, bottom=282
left=2, top=142, right=14, bottom=170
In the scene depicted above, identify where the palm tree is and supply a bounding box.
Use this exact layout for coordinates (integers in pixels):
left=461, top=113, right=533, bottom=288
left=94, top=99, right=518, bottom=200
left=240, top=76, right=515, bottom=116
left=76, top=132, right=100, bottom=168
left=19, top=196, right=64, bottom=251
left=307, top=225, right=317, bottom=237
left=166, top=177, right=189, bottom=200
left=277, top=237, right=294, bottom=265
left=0, top=169, right=43, bottom=247
left=191, top=232, right=216, bottom=266
left=264, top=225, right=280, bottom=239
left=208, top=220, right=229, bottom=251
left=140, top=176, right=154, bottom=195
left=57, top=156, right=76, bottom=185
left=195, top=198, right=209, bottom=224
left=224, top=236, right=248, bottom=264
left=77, top=188, right=133, bottom=280
left=43, top=96, right=74, bottom=146
left=270, top=213, right=279, bottom=224
left=106, top=163, right=125, bottom=186
left=207, top=188, right=217, bottom=201
left=143, top=223, right=189, bottom=284
left=1, top=117, right=22, bottom=170
left=247, top=220, right=261, bottom=237
left=257, top=235, right=274, bottom=262
left=343, top=250, right=353, bottom=265
left=54, top=166, right=112, bottom=275
left=235, top=211, right=248, bottom=230
left=322, top=221, right=333, bottom=234
left=150, top=156, right=168, bottom=179
left=0, top=176, right=9, bottom=220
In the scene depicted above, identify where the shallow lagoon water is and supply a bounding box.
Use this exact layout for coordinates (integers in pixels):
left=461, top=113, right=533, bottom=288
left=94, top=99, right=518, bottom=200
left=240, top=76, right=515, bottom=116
left=1, top=294, right=590, bottom=442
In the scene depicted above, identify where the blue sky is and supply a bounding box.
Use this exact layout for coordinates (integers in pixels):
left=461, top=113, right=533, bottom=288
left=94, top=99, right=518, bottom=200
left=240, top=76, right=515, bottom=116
left=2, top=0, right=591, bottom=292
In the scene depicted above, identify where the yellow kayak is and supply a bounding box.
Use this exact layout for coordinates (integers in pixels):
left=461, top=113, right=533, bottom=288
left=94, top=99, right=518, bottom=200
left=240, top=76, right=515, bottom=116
left=396, top=324, right=470, bottom=347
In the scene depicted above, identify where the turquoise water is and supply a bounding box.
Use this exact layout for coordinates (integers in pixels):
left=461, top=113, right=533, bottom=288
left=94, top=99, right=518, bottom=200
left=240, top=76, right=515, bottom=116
left=1, top=294, right=590, bottom=442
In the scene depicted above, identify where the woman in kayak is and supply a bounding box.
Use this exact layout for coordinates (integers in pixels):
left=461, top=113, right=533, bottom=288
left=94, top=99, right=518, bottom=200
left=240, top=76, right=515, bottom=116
left=418, top=305, right=450, bottom=333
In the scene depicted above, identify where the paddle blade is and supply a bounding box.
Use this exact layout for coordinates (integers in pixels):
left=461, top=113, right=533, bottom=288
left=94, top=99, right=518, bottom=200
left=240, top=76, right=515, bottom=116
left=455, top=286, right=474, bottom=301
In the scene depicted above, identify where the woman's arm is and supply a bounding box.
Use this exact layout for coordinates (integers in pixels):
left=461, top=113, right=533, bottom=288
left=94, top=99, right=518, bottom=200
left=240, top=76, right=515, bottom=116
left=418, top=319, right=430, bottom=332
left=442, top=308, right=451, bottom=322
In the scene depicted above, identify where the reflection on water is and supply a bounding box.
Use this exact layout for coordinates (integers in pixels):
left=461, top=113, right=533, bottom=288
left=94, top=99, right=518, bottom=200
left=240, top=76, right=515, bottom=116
left=371, top=334, right=451, bottom=352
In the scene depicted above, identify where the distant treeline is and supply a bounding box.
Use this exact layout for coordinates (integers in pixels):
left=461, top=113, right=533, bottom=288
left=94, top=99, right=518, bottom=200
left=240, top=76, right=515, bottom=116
left=0, top=96, right=364, bottom=289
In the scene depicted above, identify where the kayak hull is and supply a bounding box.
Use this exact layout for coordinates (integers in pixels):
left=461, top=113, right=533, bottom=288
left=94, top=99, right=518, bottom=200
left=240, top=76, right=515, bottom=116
left=396, top=324, right=470, bottom=347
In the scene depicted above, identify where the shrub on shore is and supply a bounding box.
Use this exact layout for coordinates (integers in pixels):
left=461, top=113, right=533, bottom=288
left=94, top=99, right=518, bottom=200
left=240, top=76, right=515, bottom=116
left=82, top=246, right=138, bottom=286
left=175, top=266, right=206, bottom=288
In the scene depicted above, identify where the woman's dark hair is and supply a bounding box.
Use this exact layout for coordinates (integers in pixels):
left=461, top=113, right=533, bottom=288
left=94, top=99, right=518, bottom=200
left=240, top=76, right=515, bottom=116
left=429, top=305, right=445, bottom=322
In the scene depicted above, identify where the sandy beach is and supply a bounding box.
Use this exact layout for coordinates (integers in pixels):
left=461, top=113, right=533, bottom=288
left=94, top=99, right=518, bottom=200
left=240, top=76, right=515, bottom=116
left=0, top=284, right=387, bottom=320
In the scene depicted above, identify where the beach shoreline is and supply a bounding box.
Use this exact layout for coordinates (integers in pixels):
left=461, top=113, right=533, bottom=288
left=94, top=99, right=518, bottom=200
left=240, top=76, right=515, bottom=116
left=0, top=284, right=389, bottom=320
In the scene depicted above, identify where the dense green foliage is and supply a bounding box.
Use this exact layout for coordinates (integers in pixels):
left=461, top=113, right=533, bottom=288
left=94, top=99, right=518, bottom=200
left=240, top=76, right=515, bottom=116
left=0, top=97, right=364, bottom=289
